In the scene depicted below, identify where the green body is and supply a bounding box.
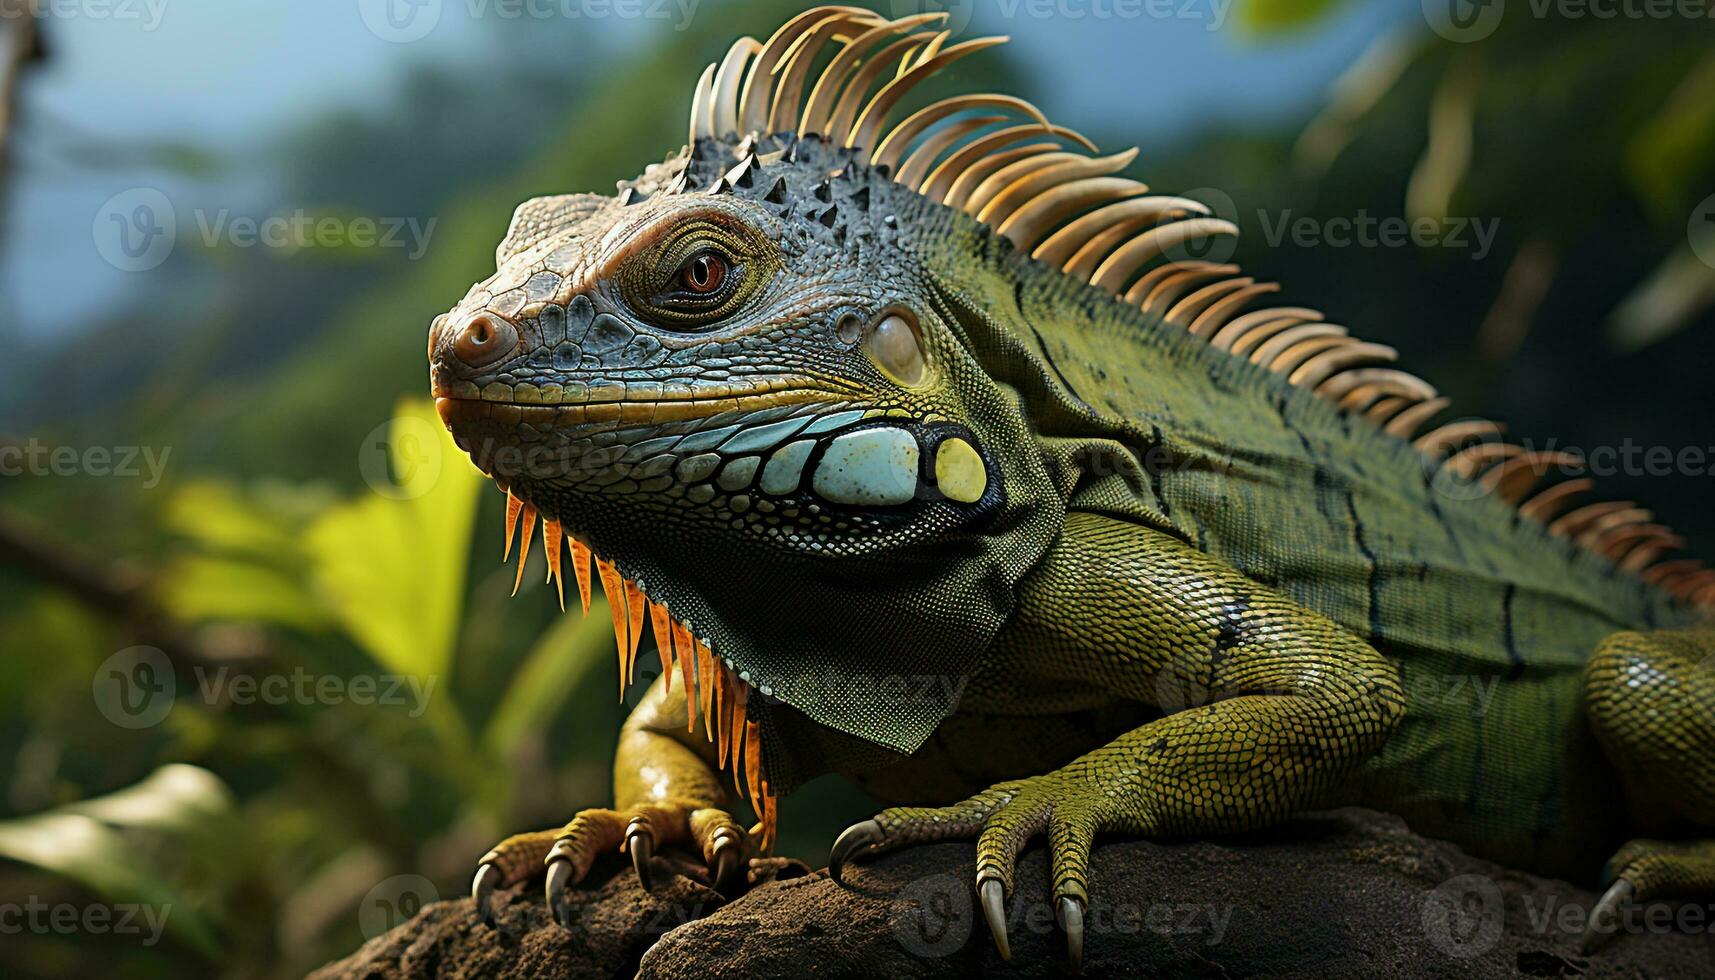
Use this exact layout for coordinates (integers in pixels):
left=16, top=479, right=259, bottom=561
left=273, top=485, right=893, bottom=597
left=871, top=228, right=1690, bottom=880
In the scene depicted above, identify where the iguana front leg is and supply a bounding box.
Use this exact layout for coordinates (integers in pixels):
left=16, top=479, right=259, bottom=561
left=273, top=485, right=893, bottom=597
left=472, top=672, right=747, bottom=928
left=830, top=512, right=1406, bottom=967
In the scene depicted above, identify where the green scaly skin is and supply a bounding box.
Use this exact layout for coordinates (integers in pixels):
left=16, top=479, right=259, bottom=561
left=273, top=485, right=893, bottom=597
left=428, top=17, right=1715, bottom=964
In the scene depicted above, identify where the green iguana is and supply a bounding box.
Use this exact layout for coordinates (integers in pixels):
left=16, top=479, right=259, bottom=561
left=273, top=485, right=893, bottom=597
left=426, top=7, right=1715, bottom=967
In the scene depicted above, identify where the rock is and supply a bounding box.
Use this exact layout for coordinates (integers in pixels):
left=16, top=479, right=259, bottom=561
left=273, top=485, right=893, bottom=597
left=314, top=809, right=1715, bottom=979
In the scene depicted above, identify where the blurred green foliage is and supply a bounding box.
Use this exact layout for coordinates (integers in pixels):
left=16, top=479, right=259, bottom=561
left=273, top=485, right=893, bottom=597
left=1, top=1, right=1711, bottom=976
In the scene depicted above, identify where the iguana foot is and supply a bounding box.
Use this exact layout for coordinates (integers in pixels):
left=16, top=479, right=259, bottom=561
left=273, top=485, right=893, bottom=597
left=472, top=803, right=748, bottom=929
left=831, top=773, right=1105, bottom=971
left=1584, top=837, right=1715, bottom=951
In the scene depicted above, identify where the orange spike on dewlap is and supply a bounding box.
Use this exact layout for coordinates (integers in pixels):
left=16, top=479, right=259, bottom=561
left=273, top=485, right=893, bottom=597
left=503, top=491, right=524, bottom=561
left=569, top=539, right=593, bottom=616
left=511, top=505, right=537, bottom=596
left=671, top=619, right=698, bottom=731
left=542, top=519, right=565, bottom=611
left=650, top=602, right=677, bottom=693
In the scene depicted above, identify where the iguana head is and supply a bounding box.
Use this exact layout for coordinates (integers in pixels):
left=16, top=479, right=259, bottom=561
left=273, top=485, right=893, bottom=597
left=428, top=11, right=1089, bottom=811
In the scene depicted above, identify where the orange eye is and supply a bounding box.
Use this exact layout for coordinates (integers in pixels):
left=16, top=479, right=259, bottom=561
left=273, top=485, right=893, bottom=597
left=678, top=252, right=727, bottom=295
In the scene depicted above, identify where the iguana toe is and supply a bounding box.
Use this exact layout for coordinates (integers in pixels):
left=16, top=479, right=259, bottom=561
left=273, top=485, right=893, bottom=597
left=978, top=876, right=1011, bottom=960
left=624, top=815, right=656, bottom=891
left=828, top=819, right=884, bottom=885
left=709, top=824, right=744, bottom=891
left=1582, top=878, right=1634, bottom=952
left=837, top=774, right=1110, bottom=965
left=545, top=856, right=577, bottom=930
left=471, top=862, right=502, bottom=927
left=1058, top=895, right=1086, bottom=973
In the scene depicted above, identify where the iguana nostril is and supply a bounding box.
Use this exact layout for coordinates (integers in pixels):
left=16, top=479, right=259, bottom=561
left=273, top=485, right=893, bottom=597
left=452, top=312, right=517, bottom=368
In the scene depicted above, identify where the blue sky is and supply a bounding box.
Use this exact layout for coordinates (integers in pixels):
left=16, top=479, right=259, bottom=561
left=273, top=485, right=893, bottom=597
left=2, top=0, right=1415, bottom=341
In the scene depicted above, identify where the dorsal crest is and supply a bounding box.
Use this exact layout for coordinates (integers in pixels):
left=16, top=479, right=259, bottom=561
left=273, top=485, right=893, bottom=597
left=660, top=6, right=1711, bottom=607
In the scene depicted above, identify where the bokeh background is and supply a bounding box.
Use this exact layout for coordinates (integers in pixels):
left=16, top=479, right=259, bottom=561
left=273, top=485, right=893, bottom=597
left=2, top=0, right=1712, bottom=975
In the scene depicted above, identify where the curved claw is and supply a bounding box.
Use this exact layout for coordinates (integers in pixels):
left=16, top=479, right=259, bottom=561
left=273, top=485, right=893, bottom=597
left=1582, top=878, right=1635, bottom=952
left=626, top=818, right=655, bottom=891
left=711, top=827, right=743, bottom=891
left=828, top=819, right=884, bottom=887
left=979, top=876, right=1011, bottom=961
left=545, top=858, right=576, bottom=931
left=472, top=863, right=501, bottom=928
left=1057, top=896, right=1085, bottom=973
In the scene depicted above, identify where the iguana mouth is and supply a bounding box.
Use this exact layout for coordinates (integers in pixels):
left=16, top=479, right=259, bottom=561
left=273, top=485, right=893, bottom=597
left=432, top=384, right=853, bottom=428
left=495, top=487, right=779, bottom=851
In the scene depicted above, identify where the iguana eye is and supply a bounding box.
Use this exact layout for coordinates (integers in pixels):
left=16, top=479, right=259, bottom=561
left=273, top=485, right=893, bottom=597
left=678, top=251, right=727, bottom=295
left=617, top=213, right=776, bottom=331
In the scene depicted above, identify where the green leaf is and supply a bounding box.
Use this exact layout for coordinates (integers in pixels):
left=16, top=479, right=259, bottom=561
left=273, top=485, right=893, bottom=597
left=1626, top=52, right=1715, bottom=221
left=304, top=398, right=482, bottom=680
left=156, top=555, right=330, bottom=630
left=482, top=598, right=615, bottom=758
left=160, top=481, right=308, bottom=562
left=1237, top=0, right=1354, bottom=33
left=0, top=765, right=237, bottom=958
